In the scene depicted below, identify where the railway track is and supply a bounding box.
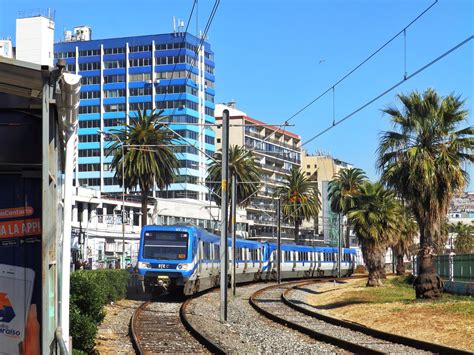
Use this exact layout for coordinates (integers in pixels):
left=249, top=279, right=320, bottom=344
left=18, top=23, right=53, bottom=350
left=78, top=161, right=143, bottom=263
left=130, top=293, right=223, bottom=354
left=250, top=280, right=470, bottom=354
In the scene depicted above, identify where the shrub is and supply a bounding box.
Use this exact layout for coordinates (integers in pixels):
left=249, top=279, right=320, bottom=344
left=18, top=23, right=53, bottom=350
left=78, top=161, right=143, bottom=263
left=70, top=304, right=97, bottom=354
left=355, top=264, right=366, bottom=274
left=70, top=269, right=130, bottom=353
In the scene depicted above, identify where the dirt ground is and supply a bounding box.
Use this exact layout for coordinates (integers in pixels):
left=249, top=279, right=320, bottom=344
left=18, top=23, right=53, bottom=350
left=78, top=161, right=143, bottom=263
left=307, top=278, right=474, bottom=352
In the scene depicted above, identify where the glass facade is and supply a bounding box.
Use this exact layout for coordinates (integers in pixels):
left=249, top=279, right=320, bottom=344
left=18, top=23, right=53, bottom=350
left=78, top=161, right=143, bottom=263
left=54, top=32, right=215, bottom=200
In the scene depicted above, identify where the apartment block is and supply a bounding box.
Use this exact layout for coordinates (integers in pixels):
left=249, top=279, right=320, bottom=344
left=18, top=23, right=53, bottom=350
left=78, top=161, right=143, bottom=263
left=215, top=103, right=301, bottom=241
left=54, top=29, right=215, bottom=200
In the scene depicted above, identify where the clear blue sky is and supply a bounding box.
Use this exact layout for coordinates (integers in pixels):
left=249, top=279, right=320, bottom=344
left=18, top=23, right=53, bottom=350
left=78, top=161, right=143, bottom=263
left=1, top=0, right=473, bottom=188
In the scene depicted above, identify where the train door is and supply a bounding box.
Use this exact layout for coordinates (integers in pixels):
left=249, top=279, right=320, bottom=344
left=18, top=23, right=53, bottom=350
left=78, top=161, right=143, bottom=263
left=197, top=240, right=203, bottom=274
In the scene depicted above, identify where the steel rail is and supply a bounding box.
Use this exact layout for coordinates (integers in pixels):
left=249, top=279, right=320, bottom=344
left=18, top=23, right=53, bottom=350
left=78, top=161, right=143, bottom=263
left=180, top=297, right=227, bottom=354
left=282, top=284, right=471, bottom=355
left=130, top=301, right=150, bottom=355
left=249, top=281, right=384, bottom=355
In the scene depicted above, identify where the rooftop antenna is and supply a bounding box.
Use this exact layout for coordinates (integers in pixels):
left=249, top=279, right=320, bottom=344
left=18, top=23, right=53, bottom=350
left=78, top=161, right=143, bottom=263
left=173, top=16, right=177, bottom=36
left=180, top=19, right=185, bottom=36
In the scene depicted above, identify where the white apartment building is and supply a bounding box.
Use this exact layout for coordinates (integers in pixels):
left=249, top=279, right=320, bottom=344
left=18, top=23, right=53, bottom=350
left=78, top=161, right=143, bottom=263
left=214, top=103, right=301, bottom=242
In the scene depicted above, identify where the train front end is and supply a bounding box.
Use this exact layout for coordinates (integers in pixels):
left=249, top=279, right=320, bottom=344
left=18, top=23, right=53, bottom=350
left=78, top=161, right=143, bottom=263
left=137, top=225, right=195, bottom=295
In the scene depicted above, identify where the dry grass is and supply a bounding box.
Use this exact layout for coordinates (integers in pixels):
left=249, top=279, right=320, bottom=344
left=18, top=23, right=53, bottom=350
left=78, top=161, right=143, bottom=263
left=307, top=276, right=474, bottom=352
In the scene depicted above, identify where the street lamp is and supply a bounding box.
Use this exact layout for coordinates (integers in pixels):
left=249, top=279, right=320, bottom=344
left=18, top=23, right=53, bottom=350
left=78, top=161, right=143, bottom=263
left=97, top=130, right=126, bottom=269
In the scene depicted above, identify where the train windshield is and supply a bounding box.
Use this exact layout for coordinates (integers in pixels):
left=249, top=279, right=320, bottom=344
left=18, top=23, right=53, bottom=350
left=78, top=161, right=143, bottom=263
left=143, top=231, right=188, bottom=260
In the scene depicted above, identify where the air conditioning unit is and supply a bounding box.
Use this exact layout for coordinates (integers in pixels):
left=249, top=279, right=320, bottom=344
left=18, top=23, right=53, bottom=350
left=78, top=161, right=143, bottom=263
left=145, top=79, right=152, bottom=84
left=154, top=79, right=160, bottom=84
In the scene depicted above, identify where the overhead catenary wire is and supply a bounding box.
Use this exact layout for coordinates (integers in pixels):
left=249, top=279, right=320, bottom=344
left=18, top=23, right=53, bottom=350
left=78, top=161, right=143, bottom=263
left=260, top=0, right=439, bottom=143
left=301, top=35, right=474, bottom=147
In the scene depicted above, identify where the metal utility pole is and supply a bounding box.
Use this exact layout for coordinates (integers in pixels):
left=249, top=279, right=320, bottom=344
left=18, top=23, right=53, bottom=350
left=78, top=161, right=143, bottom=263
left=277, top=197, right=281, bottom=284
left=231, top=174, right=237, bottom=296
left=220, top=109, right=230, bottom=322
left=338, top=213, right=342, bottom=278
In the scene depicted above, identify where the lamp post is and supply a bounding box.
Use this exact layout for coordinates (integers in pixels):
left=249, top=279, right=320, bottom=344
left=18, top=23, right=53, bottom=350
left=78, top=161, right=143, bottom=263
left=98, top=130, right=126, bottom=269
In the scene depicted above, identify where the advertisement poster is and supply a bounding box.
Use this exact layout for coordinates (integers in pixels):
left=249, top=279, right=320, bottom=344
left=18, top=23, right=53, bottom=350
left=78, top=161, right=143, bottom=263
left=0, top=175, right=41, bottom=355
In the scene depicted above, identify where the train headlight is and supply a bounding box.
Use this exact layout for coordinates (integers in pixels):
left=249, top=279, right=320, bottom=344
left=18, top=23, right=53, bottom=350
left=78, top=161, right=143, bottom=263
left=177, top=264, right=191, bottom=270
left=137, top=262, right=151, bottom=269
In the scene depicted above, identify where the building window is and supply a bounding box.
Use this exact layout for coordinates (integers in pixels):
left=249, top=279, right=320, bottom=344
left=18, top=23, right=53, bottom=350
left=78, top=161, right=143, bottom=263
left=79, top=119, right=100, bottom=128
left=104, top=89, right=126, bottom=98
left=129, top=87, right=152, bottom=96
left=104, top=118, right=125, bottom=127
left=78, top=149, right=100, bottom=157
left=104, top=74, right=126, bottom=83
left=78, top=134, right=100, bottom=143
left=129, top=58, right=152, bottom=67
left=80, top=91, right=100, bottom=99
left=216, top=138, right=221, bottom=143
left=79, top=106, right=100, bottom=114
left=81, top=76, right=100, bottom=85
left=104, top=60, right=125, bottom=69
left=103, top=47, right=125, bottom=54
left=129, top=73, right=152, bottom=82
left=78, top=62, right=100, bottom=71
left=104, top=104, right=126, bottom=112
left=129, top=102, right=152, bottom=111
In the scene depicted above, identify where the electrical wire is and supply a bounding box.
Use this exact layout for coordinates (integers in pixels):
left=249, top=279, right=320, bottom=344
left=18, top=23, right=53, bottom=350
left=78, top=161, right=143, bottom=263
left=301, top=35, right=474, bottom=147
left=261, top=0, right=439, bottom=143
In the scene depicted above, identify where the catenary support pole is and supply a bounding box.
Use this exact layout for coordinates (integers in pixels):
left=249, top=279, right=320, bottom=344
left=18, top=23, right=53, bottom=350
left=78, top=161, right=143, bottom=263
left=231, top=174, right=237, bottom=296
left=220, top=109, right=230, bottom=322
left=277, top=197, right=282, bottom=284
left=338, top=213, right=342, bottom=278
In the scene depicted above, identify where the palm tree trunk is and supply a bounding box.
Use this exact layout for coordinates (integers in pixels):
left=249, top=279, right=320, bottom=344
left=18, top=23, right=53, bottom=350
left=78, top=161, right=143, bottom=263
left=396, top=253, right=405, bottom=275
left=141, top=189, right=149, bottom=227
left=414, top=223, right=443, bottom=298
left=361, top=241, right=383, bottom=287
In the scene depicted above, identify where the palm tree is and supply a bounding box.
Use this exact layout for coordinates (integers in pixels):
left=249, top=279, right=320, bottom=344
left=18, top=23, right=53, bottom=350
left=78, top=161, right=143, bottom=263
left=207, top=145, right=262, bottom=231
left=450, top=222, right=474, bottom=254
left=109, top=109, right=178, bottom=226
left=378, top=89, right=473, bottom=298
left=328, top=168, right=367, bottom=247
left=275, top=168, right=320, bottom=243
left=391, top=206, right=418, bottom=275
left=348, top=181, right=400, bottom=286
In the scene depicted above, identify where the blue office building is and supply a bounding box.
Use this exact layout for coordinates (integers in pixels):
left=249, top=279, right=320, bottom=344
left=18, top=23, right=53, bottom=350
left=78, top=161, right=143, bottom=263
left=54, top=28, right=215, bottom=200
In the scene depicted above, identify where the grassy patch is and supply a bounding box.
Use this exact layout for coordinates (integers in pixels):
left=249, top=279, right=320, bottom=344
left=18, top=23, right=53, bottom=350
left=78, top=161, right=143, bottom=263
left=308, top=276, right=474, bottom=351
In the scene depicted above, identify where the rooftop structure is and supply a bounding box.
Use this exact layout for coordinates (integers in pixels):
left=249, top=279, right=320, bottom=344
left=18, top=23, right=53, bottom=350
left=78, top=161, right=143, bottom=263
left=16, top=9, right=55, bottom=66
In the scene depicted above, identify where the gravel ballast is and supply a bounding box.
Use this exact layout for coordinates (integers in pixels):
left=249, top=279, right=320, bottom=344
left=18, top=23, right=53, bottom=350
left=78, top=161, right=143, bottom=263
left=184, top=282, right=346, bottom=354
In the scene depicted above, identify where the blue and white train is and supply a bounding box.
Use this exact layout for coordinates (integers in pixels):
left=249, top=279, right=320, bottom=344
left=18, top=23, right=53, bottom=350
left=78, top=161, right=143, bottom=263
left=137, top=225, right=356, bottom=296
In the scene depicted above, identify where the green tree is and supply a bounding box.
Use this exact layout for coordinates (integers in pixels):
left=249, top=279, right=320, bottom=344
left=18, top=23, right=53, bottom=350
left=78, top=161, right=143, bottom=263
left=109, top=109, right=178, bottom=226
left=451, top=222, right=474, bottom=254
left=348, top=181, right=400, bottom=286
left=275, top=168, right=320, bottom=243
left=378, top=89, right=473, bottom=298
left=207, top=145, right=262, bottom=231
left=328, top=167, right=367, bottom=247
left=392, top=206, right=418, bottom=275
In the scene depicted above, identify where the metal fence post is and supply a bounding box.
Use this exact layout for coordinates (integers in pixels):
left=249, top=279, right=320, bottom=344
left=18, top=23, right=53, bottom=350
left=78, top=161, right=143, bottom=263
left=449, top=253, right=454, bottom=282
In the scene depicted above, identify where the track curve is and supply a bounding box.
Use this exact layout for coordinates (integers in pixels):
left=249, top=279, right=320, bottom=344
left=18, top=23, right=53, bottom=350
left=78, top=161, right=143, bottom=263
left=249, top=280, right=458, bottom=354
left=282, top=282, right=471, bottom=355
